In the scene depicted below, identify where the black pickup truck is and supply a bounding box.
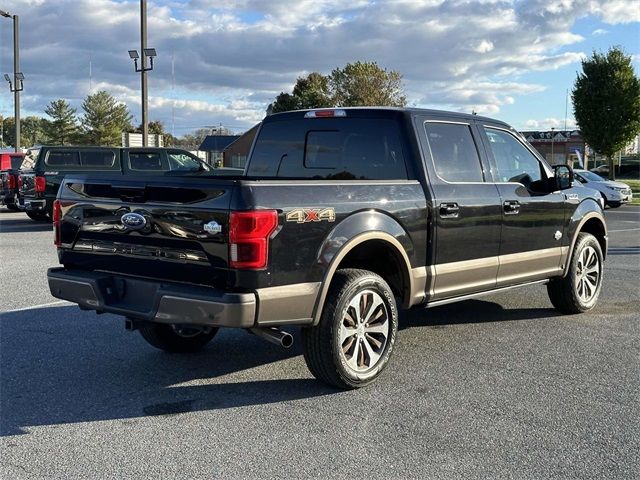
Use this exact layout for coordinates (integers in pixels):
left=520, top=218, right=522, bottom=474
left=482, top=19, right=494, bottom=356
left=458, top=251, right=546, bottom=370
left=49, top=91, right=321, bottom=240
left=47, top=108, right=607, bottom=389
left=19, top=146, right=212, bottom=220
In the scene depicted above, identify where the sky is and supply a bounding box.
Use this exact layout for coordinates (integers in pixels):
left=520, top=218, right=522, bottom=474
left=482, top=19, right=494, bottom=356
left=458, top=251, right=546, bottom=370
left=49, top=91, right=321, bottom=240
left=0, top=0, right=639, bottom=136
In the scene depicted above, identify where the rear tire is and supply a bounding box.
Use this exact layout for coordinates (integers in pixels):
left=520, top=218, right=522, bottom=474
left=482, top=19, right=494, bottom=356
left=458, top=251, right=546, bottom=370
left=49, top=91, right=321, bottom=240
left=547, top=233, right=603, bottom=314
left=302, top=269, right=398, bottom=389
left=26, top=211, right=49, bottom=221
left=138, top=322, right=218, bottom=353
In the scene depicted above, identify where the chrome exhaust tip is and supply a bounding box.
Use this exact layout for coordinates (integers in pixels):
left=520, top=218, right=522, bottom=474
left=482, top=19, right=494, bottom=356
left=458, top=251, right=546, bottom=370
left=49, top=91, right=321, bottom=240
left=249, top=327, right=293, bottom=348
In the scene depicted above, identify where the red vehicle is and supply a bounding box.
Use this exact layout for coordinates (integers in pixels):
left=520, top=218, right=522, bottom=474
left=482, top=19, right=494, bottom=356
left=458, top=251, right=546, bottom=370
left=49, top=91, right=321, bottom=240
left=0, top=152, right=25, bottom=211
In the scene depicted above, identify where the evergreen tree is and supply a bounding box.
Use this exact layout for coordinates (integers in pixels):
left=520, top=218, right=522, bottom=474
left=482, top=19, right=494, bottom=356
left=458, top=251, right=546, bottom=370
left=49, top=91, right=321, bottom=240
left=43, top=99, right=79, bottom=145
left=80, top=91, right=133, bottom=146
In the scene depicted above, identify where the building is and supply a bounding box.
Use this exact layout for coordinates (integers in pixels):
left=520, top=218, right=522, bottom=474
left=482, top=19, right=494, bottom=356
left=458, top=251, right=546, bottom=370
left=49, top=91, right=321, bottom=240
left=520, top=130, right=587, bottom=167
left=223, top=124, right=260, bottom=168
left=198, top=135, right=240, bottom=165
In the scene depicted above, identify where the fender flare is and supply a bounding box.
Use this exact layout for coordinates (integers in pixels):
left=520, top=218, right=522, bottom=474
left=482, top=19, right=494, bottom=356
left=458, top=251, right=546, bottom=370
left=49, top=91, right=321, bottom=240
left=562, top=209, right=607, bottom=277
left=311, top=211, right=415, bottom=324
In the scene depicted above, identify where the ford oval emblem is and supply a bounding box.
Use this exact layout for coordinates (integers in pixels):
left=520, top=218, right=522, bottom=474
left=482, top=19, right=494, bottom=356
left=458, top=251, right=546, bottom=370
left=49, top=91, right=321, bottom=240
left=121, top=212, right=146, bottom=230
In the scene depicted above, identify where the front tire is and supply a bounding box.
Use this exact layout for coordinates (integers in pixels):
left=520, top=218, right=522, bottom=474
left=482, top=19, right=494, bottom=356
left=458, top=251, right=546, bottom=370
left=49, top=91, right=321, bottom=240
left=138, top=322, right=218, bottom=353
left=547, top=233, right=603, bottom=314
left=302, top=269, right=398, bottom=389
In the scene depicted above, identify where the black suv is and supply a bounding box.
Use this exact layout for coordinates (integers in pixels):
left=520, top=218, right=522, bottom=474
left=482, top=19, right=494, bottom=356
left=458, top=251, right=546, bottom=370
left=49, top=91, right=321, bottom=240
left=48, top=108, right=607, bottom=389
left=19, top=146, right=210, bottom=220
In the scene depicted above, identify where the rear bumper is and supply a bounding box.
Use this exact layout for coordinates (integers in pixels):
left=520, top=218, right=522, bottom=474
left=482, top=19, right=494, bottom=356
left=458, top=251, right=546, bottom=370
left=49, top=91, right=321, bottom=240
left=47, top=268, right=256, bottom=328
left=24, top=197, right=46, bottom=212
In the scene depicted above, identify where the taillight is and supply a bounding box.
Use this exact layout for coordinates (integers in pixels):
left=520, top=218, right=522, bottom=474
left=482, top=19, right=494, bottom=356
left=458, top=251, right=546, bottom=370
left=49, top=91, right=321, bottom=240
left=229, top=210, right=278, bottom=269
left=7, top=174, right=16, bottom=190
left=53, top=200, right=62, bottom=247
left=35, top=176, right=46, bottom=193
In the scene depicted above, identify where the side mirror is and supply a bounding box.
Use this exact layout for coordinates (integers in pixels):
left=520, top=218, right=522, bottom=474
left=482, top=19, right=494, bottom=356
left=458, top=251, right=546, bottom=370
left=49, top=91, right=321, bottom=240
left=554, top=165, right=573, bottom=190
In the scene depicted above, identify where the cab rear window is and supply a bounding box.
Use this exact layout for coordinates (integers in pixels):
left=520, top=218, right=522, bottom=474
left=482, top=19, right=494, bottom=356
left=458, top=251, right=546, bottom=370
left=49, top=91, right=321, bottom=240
left=247, top=118, right=408, bottom=180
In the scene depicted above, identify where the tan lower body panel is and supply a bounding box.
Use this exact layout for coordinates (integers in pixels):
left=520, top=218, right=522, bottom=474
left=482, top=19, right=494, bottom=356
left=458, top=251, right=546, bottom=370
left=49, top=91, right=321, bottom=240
left=432, top=256, right=499, bottom=299
left=422, top=247, right=568, bottom=302
left=496, top=246, right=568, bottom=287
left=255, top=282, right=320, bottom=325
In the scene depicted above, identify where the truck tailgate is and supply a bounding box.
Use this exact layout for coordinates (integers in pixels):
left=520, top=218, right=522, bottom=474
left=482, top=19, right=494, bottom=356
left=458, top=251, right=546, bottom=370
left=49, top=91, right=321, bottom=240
left=58, top=176, right=237, bottom=288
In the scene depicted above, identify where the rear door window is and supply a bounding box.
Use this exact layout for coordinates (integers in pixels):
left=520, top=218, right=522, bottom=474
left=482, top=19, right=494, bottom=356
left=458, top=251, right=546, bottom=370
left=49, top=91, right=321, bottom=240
left=424, top=122, right=484, bottom=183
left=248, top=118, right=408, bottom=180
left=129, top=152, right=164, bottom=171
left=80, top=150, right=116, bottom=168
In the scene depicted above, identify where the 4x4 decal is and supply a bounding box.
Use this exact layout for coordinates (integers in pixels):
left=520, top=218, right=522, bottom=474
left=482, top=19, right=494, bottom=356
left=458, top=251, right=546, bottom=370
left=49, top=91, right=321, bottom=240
left=286, top=207, right=336, bottom=223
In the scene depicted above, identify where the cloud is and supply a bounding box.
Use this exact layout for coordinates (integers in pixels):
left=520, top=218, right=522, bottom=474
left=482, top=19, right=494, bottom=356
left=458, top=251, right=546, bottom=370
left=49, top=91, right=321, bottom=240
left=0, top=0, right=638, bottom=134
left=522, top=117, right=578, bottom=131
left=591, top=28, right=608, bottom=36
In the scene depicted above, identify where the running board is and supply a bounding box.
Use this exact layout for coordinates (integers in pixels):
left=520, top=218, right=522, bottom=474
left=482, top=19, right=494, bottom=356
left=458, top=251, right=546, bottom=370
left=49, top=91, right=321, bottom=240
left=425, top=279, right=549, bottom=308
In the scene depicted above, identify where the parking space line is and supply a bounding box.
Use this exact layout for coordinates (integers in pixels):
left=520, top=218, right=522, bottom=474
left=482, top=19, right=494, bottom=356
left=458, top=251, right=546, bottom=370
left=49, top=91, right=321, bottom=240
left=608, top=227, right=640, bottom=232
left=3, top=300, right=71, bottom=314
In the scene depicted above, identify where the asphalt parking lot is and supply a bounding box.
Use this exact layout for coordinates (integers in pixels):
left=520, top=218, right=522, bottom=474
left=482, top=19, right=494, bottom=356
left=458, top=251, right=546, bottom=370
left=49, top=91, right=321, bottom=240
left=1, top=206, right=638, bottom=479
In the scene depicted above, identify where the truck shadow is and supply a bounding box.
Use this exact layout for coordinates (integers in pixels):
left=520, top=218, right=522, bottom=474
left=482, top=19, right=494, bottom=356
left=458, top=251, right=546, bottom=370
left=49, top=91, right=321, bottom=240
left=0, top=217, right=51, bottom=233
left=2, top=300, right=562, bottom=436
left=401, top=299, right=563, bottom=329
left=0, top=306, right=336, bottom=437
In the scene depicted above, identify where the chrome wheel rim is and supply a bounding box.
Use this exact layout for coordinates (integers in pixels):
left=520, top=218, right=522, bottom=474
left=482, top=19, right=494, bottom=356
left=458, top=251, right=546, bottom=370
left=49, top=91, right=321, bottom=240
left=171, top=325, right=209, bottom=338
left=338, top=289, right=390, bottom=372
left=575, top=246, right=600, bottom=303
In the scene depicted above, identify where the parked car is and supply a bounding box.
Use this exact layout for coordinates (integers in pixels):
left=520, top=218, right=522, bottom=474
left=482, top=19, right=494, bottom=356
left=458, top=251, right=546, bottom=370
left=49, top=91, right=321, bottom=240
left=0, top=152, right=25, bottom=210
left=19, top=146, right=212, bottom=221
left=590, top=163, right=640, bottom=179
left=574, top=169, right=633, bottom=207
left=48, top=108, right=607, bottom=389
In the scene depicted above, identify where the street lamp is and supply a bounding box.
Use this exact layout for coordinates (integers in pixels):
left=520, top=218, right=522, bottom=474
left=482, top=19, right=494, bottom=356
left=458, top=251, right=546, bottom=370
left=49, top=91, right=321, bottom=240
left=1, top=9, right=22, bottom=152
left=127, top=0, right=157, bottom=147
left=550, top=127, right=555, bottom=165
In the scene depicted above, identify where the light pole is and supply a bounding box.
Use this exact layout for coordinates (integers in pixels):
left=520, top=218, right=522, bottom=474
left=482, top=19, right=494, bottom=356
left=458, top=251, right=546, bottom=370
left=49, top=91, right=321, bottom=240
left=127, top=0, right=156, bottom=147
left=550, top=127, right=555, bottom=165
left=1, top=10, right=23, bottom=152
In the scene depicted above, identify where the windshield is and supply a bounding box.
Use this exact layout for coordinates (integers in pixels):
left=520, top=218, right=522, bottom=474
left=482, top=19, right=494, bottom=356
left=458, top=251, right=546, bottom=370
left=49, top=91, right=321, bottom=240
left=167, top=150, right=211, bottom=172
left=576, top=171, right=605, bottom=182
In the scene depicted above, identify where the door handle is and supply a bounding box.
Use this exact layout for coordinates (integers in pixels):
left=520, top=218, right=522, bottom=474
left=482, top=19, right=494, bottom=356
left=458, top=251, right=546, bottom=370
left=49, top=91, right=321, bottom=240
left=439, top=202, right=460, bottom=218
left=503, top=200, right=520, bottom=214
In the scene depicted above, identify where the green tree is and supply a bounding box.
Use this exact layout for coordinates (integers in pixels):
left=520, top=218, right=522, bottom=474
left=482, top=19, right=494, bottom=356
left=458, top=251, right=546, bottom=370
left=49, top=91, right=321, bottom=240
left=43, top=99, right=79, bottom=145
left=1, top=116, right=48, bottom=147
left=573, top=47, right=640, bottom=180
left=270, top=63, right=406, bottom=113
left=80, top=90, right=133, bottom=146
left=271, top=72, right=331, bottom=113
left=21, top=116, right=48, bottom=146
left=1, top=116, right=15, bottom=147
left=329, top=61, right=406, bottom=107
